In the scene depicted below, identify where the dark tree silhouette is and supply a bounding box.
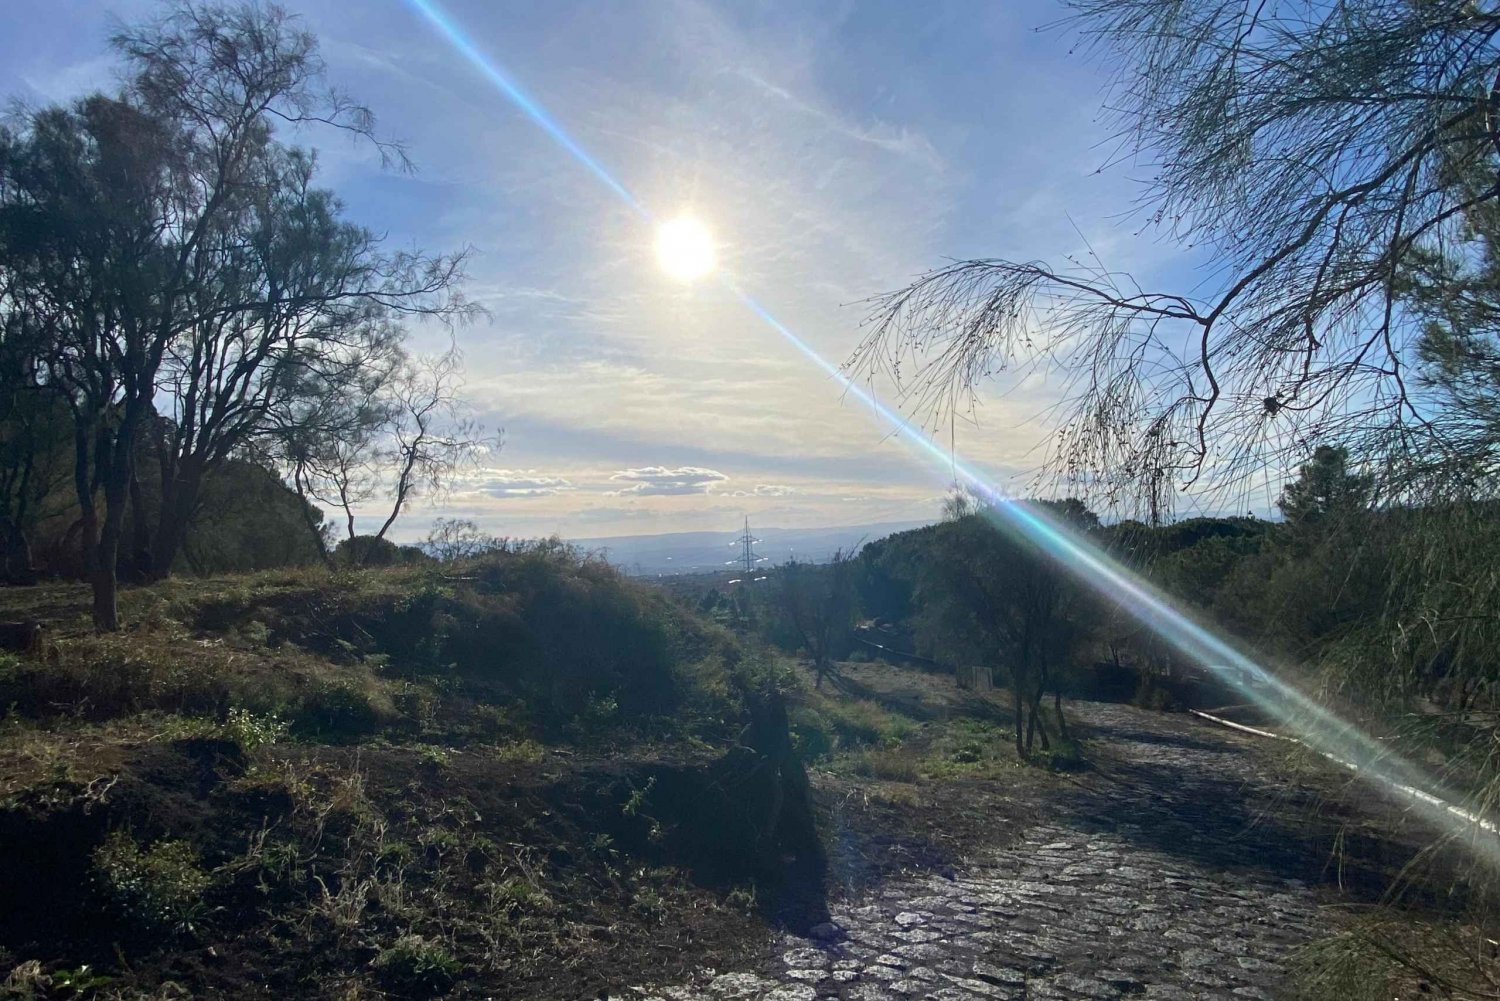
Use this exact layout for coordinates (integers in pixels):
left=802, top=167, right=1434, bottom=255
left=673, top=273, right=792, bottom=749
left=0, top=2, right=471, bottom=626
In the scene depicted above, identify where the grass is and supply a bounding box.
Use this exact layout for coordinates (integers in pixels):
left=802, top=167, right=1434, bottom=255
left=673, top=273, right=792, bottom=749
left=790, top=686, right=918, bottom=760
left=1290, top=915, right=1500, bottom=1000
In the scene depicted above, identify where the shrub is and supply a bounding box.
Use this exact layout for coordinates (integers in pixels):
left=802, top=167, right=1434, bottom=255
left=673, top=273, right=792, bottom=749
left=788, top=694, right=916, bottom=761
left=335, top=535, right=402, bottom=567
left=292, top=681, right=389, bottom=741
left=788, top=705, right=834, bottom=759
left=1132, top=672, right=1177, bottom=712
left=92, top=833, right=212, bottom=938
left=159, top=708, right=288, bottom=753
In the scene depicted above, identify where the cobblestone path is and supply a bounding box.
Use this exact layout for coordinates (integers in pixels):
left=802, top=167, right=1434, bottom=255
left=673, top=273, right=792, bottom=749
left=634, top=704, right=1332, bottom=1001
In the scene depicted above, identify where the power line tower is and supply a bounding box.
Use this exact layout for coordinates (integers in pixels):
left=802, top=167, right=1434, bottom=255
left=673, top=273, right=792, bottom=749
left=728, top=517, right=765, bottom=575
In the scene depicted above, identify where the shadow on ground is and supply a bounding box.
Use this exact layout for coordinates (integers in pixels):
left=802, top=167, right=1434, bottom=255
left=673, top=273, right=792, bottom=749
left=1064, top=704, right=1464, bottom=910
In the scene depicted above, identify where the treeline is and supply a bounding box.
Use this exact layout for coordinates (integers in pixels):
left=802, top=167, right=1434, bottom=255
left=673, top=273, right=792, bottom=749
left=0, top=2, right=487, bottom=628
left=705, top=446, right=1495, bottom=757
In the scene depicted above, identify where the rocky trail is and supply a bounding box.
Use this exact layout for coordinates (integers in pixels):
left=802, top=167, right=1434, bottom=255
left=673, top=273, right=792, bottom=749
left=632, top=704, right=1352, bottom=1001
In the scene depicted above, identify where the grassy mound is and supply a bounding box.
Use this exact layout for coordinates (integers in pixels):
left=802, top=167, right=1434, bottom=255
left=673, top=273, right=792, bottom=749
left=0, top=546, right=781, bottom=1000
left=1, top=543, right=746, bottom=744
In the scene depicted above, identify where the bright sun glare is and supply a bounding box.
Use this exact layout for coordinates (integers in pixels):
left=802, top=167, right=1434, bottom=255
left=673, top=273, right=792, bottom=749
left=655, top=216, right=716, bottom=281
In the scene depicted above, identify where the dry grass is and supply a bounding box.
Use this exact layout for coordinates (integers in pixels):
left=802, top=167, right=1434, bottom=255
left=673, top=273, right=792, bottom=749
left=1292, top=913, right=1500, bottom=1000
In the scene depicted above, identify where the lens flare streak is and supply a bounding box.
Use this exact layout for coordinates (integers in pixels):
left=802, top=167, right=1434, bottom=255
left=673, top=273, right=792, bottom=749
left=404, top=0, right=646, bottom=215
left=404, top=0, right=1498, bottom=866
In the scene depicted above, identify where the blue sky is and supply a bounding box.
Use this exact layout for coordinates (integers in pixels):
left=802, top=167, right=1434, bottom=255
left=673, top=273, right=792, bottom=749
left=2, top=0, right=1197, bottom=540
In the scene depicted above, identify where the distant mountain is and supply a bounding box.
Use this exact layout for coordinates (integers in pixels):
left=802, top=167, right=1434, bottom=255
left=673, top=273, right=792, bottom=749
left=571, top=520, right=932, bottom=576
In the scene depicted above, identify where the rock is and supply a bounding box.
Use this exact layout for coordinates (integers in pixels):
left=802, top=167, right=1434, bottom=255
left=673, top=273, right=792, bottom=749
left=780, top=948, right=829, bottom=969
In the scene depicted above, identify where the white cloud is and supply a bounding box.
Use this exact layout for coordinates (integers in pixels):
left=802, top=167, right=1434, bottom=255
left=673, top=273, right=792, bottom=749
left=731, top=484, right=797, bottom=497
left=471, top=469, right=575, bottom=498
left=607, top=466, right=729, bottom=496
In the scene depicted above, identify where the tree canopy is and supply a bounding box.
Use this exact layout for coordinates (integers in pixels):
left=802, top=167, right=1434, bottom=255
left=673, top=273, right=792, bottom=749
left=0, top=1, right=482, bottom=626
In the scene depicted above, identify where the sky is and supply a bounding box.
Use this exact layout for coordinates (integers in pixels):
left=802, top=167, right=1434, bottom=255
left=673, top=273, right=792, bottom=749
left=1, top=0, right=1202, bottom=541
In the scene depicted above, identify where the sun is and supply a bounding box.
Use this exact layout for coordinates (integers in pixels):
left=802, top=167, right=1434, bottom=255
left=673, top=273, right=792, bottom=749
left=654, top=216, right=716, bottom=281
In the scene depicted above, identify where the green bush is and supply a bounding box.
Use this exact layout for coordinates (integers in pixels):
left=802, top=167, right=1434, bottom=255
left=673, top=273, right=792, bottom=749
left=92, top=833, right=212, bottom=937
left=788, top=704, right=835, bottom=759
left=159, top=708, right=288, bottom=752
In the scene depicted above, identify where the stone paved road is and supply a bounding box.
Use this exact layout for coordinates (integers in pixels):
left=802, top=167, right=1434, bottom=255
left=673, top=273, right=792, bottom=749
left=634, top=703, right=1334, bottom=1001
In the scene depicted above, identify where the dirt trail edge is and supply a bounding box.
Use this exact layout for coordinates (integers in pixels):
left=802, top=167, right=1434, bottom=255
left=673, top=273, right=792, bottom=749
left=631, top=703, right=1341, bottom=1001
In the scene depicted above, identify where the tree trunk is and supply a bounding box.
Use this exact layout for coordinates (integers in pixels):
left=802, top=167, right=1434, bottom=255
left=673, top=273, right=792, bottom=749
left=91, top=452, right=134, bottom=632
left=86, top=399, right=145, bottom=632
left=127, top=470, right=152, bottom=582
left=0, top=518, right=37, bottom=585
left=1026, top=677, right=1050, bottom=753
left=291, top=466, right=335, bottom=569
left=1012, top=682, right=1025, bottom=757
left=149, top=458, right=201, bottom=581
left=71, top=420, right=112, bottom=630
left=91, top=553, right=119, bottom=631
left=1053, top=689, right=1070, bottom=741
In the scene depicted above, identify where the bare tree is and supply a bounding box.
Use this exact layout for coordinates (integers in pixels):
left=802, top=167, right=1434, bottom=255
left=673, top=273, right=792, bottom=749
left=426, top=517, right=506, bottom=562
left=281, top=348, right=493, bottom=562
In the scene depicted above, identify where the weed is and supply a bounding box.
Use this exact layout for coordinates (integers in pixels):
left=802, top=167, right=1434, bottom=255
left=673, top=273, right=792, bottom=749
left=2, top=960, right=47, bottom=999
left=312, top=874, right=376, bottom=934
left=237, top=620, right=271, bottom=647
left=417, top=827, right=462, bottom=857
left=1030, top=738, right=1088, bottom=772
left=415, top=745, right=452, bottom=769
left=630, top=888, right=665, bottom=923
left=50, top=964, right=115, bottom=992
left=491, top=739, right=544, bottom=763
left=726, top=885, right=757, bottom=913
left=622, top=776, right=656, bottom=818
left=484, top=876, right=552, bottom=916
left=294, top=681, right=388, bottom=741
left=792, top=695, right=916, bottom=760
left=372, top=934, right=460, bottom=996
left=378, top=840, right=416, bottom=868
left=581, top=694, right=618, bottom=728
